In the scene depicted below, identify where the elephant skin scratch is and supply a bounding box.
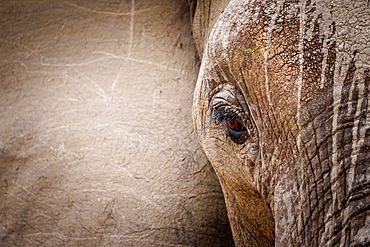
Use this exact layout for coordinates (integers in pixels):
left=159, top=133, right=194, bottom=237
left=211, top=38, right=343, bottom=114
left=86, top=88, right=108, bottom=101
left=110, top=163, right=153, bottom=187
left=5, top=231, right=160, bottom=239
left=3, top=231, right=166, bottom=241
left=40, top=57, right=107, bottom=67
left=93, top=51, right=181, bottom=72
left=264, top=0, right=283, bottom=106
left=12, top=182, right=36, bottom=198
left=318, top=6, right=329, bottom=89
left=296, top=0, right=305, bottom=155
left=319, top=40, right=329, bottom=89
left=72, top=68, right=108, bottom=102
left=104, top=165, right=166, bottom=213
left=111, top=66, right=122, bottom=96
left=296, top=0, right=306, bottom=238
left=64, top=1, right=156, bottom=16
left=128, top=0, right=135, bottom=57
left=12, top=231, right=99, bottom=240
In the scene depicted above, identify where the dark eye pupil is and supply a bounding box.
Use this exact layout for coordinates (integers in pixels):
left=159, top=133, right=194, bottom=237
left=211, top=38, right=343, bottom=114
left=227, top=119, right=245, bottom=132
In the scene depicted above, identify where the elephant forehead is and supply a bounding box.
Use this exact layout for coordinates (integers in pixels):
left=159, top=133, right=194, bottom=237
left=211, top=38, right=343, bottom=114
left=205, top=0, right=252, bottom=60
left=201, top=0, right=369, bottom=117
left=202, top=0, right=302, bottom=113
left=205, top=0, right=287, bottom=60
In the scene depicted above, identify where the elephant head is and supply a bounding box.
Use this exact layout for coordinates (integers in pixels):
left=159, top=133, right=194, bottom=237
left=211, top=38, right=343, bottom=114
left=193, top=0, right=369, bottom=246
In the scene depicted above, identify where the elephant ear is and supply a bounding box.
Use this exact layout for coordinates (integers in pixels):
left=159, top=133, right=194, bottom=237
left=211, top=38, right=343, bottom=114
left=190, top=0, right=230, bottom=59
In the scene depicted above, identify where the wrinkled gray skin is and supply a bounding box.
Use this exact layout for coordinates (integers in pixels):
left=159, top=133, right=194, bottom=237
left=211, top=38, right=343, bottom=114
left=193, top=0, right=369, bottom=246
left=0, top=1, right=235, bottom=246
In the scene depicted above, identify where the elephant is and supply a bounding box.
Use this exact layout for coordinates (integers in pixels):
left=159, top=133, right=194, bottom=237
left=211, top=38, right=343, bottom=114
left=1, top=0, right=368, bottom=246
left=192, top=0, right=369, bottom=246
left=0, top=1, right=235, bottom=246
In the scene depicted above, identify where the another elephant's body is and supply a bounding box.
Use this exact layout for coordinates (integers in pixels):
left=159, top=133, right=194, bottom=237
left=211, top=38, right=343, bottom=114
left=0, top=1, right=234, bottom=246
left=193, top=0, right=369, bottom=246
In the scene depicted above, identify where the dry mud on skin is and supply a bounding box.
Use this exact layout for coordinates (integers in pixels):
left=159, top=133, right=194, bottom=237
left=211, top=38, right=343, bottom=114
left=0, top=1, right=233, bottom=246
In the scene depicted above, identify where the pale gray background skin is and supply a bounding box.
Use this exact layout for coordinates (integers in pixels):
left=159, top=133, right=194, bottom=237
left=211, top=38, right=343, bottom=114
left=0, top=1, right=234, bottom=246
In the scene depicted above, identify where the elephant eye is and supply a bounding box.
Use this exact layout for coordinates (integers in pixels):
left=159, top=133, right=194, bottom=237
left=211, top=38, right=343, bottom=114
left=212, top=107, right=249, bottom=144
left=227, top=119, right=246, bottom=132
left=224, top=118, right=249, bottom=144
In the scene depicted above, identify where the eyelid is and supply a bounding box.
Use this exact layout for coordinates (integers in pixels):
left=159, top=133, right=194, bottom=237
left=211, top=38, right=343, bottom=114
left=213, top=104, right=248, bottom=127
left=228, top=126, right=249, bottom=137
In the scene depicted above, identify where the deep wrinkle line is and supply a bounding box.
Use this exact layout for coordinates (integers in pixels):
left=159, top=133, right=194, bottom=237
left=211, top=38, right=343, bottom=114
left=324, top=15, right=352, bottom=246
left=349, top=66, right=367, bottom=194
left=239, top=68, right=263, bottom=171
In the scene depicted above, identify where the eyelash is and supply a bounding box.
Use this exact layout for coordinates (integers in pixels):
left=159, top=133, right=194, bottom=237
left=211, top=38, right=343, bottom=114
left=212, top=106, right=249, bottom=144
